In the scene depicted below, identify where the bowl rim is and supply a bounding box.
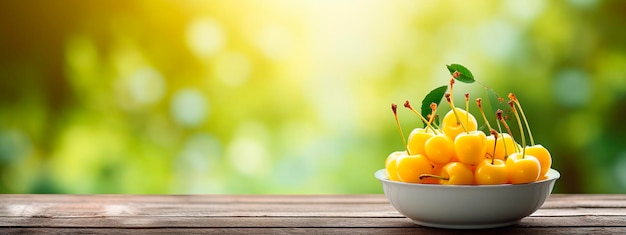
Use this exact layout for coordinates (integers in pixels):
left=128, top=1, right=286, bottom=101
left=375, top=168, right=560, bottom=188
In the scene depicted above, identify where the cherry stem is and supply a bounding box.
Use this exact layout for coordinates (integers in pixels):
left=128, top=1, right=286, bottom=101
left=465, top=93, right=470, bottom=126
left=419, top=174, right=448, bottom=181
left=497, top=109, right=520, bottom=155
left=509, top=93, right=535, bottom=146
left=404, top=101, right=440, bottom=134
left=428, top=102, right=438, bottom=128
left=477, top=98, right=493, bottom=131
left=490, top=129, right=498, bottom=165
left=494, top=114, right=509, bottom=158
left=509, top=101, right=526, bottom=158
left=392, top=103, right=410, bottom=155
left=446, top=90, right=468, bottom=133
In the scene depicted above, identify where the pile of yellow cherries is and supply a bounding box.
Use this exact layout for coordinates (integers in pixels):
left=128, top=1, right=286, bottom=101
left=386, top=71, right=552, bottom=185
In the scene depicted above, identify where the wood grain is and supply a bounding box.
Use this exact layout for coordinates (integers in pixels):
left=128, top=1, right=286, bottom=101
left=1, top=194, right=625, bottom=234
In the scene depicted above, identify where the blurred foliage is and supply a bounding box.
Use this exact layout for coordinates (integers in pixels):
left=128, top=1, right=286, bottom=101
left=1, top=0, right=626, bottom=194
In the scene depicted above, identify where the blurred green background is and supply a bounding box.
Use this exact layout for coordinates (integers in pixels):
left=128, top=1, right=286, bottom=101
left=1, top=0, right=626, bottom=194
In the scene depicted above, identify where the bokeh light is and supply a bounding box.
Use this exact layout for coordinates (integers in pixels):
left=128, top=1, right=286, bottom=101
left=170, top=88, right=209, bottom=128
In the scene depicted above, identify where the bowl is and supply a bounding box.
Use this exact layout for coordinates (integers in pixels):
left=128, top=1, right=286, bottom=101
left=375, top=168, right=560, bottom=229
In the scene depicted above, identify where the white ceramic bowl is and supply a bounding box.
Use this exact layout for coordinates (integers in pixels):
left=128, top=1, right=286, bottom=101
left=375, top=168, right=560, bottom=229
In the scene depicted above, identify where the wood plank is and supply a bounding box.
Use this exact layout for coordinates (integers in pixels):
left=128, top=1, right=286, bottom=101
left=2, top=194, right=623, bottom=205
left=2, top=199, right=625, bottom=218
left=2, top=194, right=624, bottom=210
left=532, top=208, right=626, bottom=216
left=0, top=194, right=389, bottom=204
left=2, top=194, right=626, bottom=232
left=1, top=215, right=626, bottom=228
left=0, top=194, right=608, bottom=205
left=548, top=194, right=626, bottom=200
left=0, top=202, right=401, bottom=217
left=541, top=201, right=626, bottom=209
left=1, top=227, right=625, bottom=235
left=1, top=205, right=624, bottom=218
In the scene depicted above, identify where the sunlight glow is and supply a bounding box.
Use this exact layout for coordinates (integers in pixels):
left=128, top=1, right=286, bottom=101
left=186, top=18, right=225, bottom=59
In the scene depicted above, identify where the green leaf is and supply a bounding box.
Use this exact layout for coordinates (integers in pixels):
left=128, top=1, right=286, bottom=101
left=421, top=85, right=448, bottom=126
left=484, top=86, right=515, bottom=128
left=446, top=64, right=475, bottom=83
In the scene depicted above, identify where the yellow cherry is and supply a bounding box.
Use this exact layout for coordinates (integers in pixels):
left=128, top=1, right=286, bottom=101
left=423, top=164, right=443, bottom=184
left=475, top=159, right=509, bottom=185
left=506, top=153, right=541, bottom=184
left=524, top=144, right=552, bottom=177
left=441, top=107, right=478, bottom=140
left=396, top=154, right=433, bottom=183
left=385, top=151, right=405, bottom=181
left=424, top=134, right=455, bottom=165
left=407, top=128, right=435, bottom=156
left=454, top=130, right=487, bottom=166
left=485, top=133, right=518, bottom=161
left=438, top=162, right=474, bottom=185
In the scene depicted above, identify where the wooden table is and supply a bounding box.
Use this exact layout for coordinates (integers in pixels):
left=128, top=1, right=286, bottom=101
left=0, top=194, right=624, bottom=234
